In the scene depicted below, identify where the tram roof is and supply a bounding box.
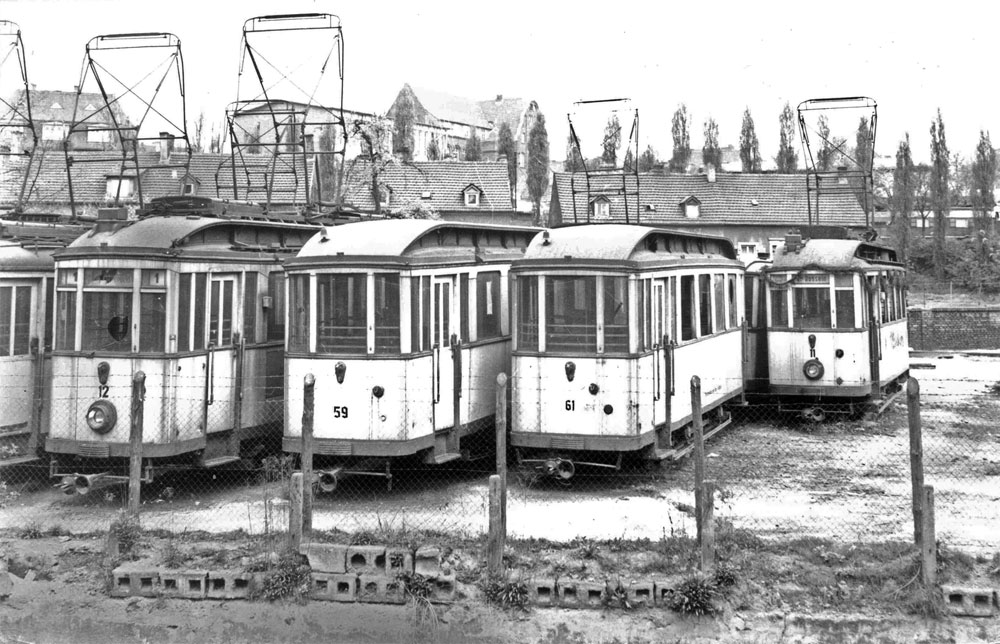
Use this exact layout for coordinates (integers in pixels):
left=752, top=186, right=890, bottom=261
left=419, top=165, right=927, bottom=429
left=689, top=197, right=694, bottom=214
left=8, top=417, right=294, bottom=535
left=0, top=238, right=61, bottom=271
left=768, top=239, right=900, bottom=271
left=519, top=224, right=737, bottom=264
left=291, top=219, right=538, bottom=262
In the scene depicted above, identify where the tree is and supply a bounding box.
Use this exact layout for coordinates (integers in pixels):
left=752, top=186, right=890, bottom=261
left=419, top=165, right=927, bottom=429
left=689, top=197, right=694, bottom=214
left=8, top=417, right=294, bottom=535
left=601, top=113, right=621, bottom=166
left=816, top=115, right=834, bottom=172
left=971, top=130, right=998, bottom=233
left=564, top=132, right=584, bottom=173
left=315, top=124, right=341, bottom=206
left=527, top=112, right=550, bottom=225
left=702, top=117, right=721, bottom=171
left=497, top=121, right=517, bottom=202
left=192, top=111, right=205, bottom=153
left=465, top=128, right=482, bottom=161
left=669, top=104, right=691, bottom=172
left=855, top=117, right=873, bottom=175
left=350, top=115, right=394, bottom=215
left=638, top=145, right=658, bottom=173
left=426, top=135, right=440, bottom=161
left=950, top=152, right=972, bottom=207
left=623, top=148, right=635, bottom=172
left=891, top=134, right=915, bottom=267
left=930, top=109, right=951, bottom=278
left=739, top=107, right=761, bottom=173
left=391, top=92, right=415, bottom=161
left=775, top=102, right=798, bottom=173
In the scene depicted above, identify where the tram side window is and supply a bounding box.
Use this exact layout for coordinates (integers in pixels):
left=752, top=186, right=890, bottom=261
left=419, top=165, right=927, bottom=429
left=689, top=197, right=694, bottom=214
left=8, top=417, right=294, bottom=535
left=193, top=274, right=207, bottom=350
left=713, top=274, right=726, bottom=332
left=56, top=291, right=76, bottom=351
left=460, top=273, right=470, bottom=342
left=770, top=285, right=789, bottom=328
left=243, top=272, right=258, bottom=344
left=516, top=276, right=538, bottom=351
left=680, top=275, right=696, bottom=341
left=546, top=276, right=596, bottom=351
left=316, top=274, right=366, bottom=354
left=288, top=274, right=310, bottom=352
left=0, top=286, right=31, bottom=357
left=834, top=274, right=855, bottom=328
left=603, top=276, right=628, bottom=353
left=727, top=275, right=738, bottom=329
left=637, top=279, right=648, bottom=351
left=477, top=272, right=502, bottom=340
left=698, top=275, right=712, bottom=337
left=409, top=276, right=432, bottom=352
left=139, top=270, right=166, bottom=353
left=209, top=279, right=235, bottom=347
left=793, top=286, right=831, bottom=328
left=45, top=277, right=54, bottom=351
left=374, top=274, right=401, bottom=353
left=267, top=273, right=285, bottom=342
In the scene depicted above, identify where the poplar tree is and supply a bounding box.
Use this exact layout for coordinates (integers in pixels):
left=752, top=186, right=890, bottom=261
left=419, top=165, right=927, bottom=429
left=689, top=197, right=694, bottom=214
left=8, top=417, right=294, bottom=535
left=929, top=109, right=951, bottom=278
left=739, top=107, right=761, bottom=173
left=702, top=117, right=721, bottom=171
left=971, top=130, right=997, bottom=233
left=891, top=134, right=915, bottom=267
left=527, top=112, right=550, bottom=225
left=775, top=101, right=798, bottom=172
left=669, top=104, right=691, bottom=172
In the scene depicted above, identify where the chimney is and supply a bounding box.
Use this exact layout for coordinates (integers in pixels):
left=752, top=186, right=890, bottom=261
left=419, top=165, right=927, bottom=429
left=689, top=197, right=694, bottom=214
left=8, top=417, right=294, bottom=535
left=159, top=132, right=175, bottom=163
left=95, top=207, right=129, bottom=233
left=706, top=163, right=716, bottom=183
left=495, top=94, right=503, bottom=103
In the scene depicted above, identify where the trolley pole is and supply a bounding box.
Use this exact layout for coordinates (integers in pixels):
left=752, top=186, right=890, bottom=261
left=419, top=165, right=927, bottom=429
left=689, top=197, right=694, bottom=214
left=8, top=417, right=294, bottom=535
left=128, top=371, right=146, bottom=519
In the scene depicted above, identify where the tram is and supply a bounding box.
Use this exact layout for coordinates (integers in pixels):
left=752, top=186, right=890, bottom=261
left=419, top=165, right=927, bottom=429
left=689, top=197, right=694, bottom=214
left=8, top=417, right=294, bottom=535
left=46, top=198, right=323, bottom=492
left=510, top=224, right=746, bottom=479
left=758, top=231, right=908, bottom=420
left=283, top=219, right=537, bottom=489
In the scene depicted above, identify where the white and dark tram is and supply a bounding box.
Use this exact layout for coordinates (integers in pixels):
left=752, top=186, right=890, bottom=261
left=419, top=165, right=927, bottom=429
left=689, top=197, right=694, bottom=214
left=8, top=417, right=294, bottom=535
left=46, top=198, right=323, bottom=493
left=282, top=219, right=537, bottom=490
left=509, top=225, right=746, bottom=479
left=748, top=232, right=908, bottom=420
left=0, top=218, right=86, bottom=466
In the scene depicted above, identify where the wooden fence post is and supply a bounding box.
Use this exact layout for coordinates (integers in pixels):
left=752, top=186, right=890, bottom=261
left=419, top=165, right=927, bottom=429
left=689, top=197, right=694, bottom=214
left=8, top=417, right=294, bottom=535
left=907, top=377, right=925, bottom=548
left=690, top=376, right=709, bottom=570
left=487, top=474, right=504, bottom=578
left=921, top=485, right=936, bottom=586
left=702, top=480, right=716, bottom=573
left=128, top=371, right=146, bottom=519
left=301, top=374, right=315, bottom=539
left=495, top=372, right=508, bottom=534
left=290, top=472, right=304, bottom=551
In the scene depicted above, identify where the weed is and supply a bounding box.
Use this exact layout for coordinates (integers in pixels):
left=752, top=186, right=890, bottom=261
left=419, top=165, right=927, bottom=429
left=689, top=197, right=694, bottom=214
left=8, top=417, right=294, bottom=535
left=397, top=571, right=434, bottom=600
left=109, top=513, right=141, bottom=560
left=481, top=576, right=529, bottom=611
left=45, top=525, right=71, bottom=537
left=603, top=578, right=632, bottom=610
left=349, top=529, right=379, bottom=546
left=250, top=550, right=311, bottom=601
left=713, top=562, right=739, bottom=588
left=903, top=585, right=944, bottom=618
left=210, top=548, right=230, bottom=567
left=160, top=540, right=185, bottom=569
left=936, top=541, right=975, bottom=582
left=18, top=521, right=43, bottom=539
left=666, top=573, right=718, bottom=616
left=574, top=538, right=599, bottom=560
left=988, top=553, right=1000, bottom=578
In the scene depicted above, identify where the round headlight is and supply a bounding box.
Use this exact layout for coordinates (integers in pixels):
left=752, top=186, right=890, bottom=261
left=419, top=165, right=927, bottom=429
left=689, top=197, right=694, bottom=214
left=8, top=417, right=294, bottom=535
left=803, top=359, right=825, bottom=381
left=85, top=400, right=118, bottom=434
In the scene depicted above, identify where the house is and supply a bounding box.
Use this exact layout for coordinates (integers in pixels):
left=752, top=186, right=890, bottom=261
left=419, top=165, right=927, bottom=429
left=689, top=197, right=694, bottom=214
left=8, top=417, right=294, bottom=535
left=340, top=159, right=527, bottom=225
left=549, top=167, right=870, bottom=263
left=0, top=88, right=133, bottom=153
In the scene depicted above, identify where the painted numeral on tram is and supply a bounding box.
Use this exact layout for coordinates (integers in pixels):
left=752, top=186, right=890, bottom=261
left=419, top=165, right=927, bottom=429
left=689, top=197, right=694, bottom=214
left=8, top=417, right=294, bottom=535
left=565, top=400, right=575, bottom=411
left=98, top=385, right=109, bottom=399
left=333, top=406, right=349, bottom=419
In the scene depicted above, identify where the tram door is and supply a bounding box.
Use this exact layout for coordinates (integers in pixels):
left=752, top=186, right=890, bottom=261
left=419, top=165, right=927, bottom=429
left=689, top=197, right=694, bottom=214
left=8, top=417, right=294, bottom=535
left=205, top=274, right=238, bottom=433
left=432, top=277, right=456, bottom=431
left=651, top=281, right=666, bottom=427
left=0, top=282, right=36, bottom=431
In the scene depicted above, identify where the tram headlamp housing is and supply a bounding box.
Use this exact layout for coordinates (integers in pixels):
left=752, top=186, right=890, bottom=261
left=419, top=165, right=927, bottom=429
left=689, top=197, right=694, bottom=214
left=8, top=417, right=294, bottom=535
left=85, top=400, right=118, bottom=434
left=803, top=359, right=825, bottom=381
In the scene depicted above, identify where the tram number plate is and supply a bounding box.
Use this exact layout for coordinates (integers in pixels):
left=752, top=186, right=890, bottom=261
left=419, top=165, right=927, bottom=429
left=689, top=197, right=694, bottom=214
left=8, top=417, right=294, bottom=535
left=98, top=385, right=109, bottom=398
left=332, top=406, right=349, bottom=419
left=565, top=400, right=575, bottom=411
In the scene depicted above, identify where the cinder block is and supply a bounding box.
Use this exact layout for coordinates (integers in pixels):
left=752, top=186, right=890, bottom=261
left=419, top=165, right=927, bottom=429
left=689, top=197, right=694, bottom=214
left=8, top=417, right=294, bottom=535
left=428, top=574, right=456, bottom=604
left=942, top=585, right=996, bottom=617
left=626, top=581, right=655, bottom=608
left=358, top=574, right=406, bottom=605
left=300, top=543, right=348, bottom=574
left=528, top=578, right=557, bottom=607
left=653, top=579, right=675, bottom=607
left=159, top=570, right=208, bottom=599
left=385, top=548, right=413, bottom=576
left=311, top=572, right=357, bottom=602
left=558, top=580, right=605, bottom=608
left=346, top=545, right=386, bottom=575
left=206, top=572, right=256, bottom=600
left=414, top=546, right=441, bottom=577
left=110, top=568, right=159, bottom=598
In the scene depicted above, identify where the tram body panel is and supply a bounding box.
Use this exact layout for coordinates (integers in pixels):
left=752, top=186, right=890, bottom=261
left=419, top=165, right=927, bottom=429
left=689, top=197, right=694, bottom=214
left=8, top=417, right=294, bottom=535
left=671, top=330, right=744, bottom=420
left=878, top=318, right=909, bottom=384
left=461, top=339, right=510, bottom=425
left=0, top=279, right=41, bottom=432
left=766, top=330, right=870, bottom=392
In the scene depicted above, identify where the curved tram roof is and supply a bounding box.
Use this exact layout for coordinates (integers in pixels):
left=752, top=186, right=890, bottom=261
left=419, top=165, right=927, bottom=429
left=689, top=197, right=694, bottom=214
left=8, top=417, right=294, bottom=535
left=766, top=239, right=901, bottom=273
left=0, top=220, right=89, bottom=273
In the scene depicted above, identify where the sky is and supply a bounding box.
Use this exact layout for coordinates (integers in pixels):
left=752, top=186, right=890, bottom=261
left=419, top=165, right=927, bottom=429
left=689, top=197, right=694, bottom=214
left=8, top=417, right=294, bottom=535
left=2, top=0, right=998, bottom=166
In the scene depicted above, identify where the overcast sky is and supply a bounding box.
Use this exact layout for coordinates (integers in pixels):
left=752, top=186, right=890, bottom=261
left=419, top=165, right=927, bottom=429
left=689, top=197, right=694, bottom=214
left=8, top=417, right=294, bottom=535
left=4, top=0, right=997, bottom=166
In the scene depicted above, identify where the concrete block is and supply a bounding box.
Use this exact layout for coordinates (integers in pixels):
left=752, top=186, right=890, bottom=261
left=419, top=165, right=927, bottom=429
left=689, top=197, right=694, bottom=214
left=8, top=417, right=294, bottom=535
left=557, top=580, right=606, bottom=608
left=428, top=574, right=456, bottom=604
left=311, top=572, right=357, bottom=602
left=942, top=585, right=996, bottom=617
left=206, top=571, right=256, bottom=600
left=653, top=579, right=675, bottom=607
left=528, top=578, right=557, bottom=607
left=358, top=574, right=406, bottom=605
left=414, top=546, right=441, bottom=577
left=626, top=581, right=655, bottom=608
left=346, top=545, right=386, bottom=575
left=110, top=568, right=159, bottom=598
left=385, top=548, right=413, bottom=576
left=159, top=570, right=208, bottom=600
left=300, top=543, right=348, bottom=574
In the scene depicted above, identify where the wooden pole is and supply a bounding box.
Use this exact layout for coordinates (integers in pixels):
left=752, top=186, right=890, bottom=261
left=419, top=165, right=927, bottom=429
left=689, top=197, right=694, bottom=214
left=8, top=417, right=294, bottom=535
left=921, top=485, right=936, bottom=586
left=289, top=472, right=303, bottom=551
left=487, top=474, right=504, bottom=578
left=128, top=371, right=146, bottom=519
left=690, top=376, right=706, bottom=548
left=907, top=377, right=924, bottom=547
left=495, top=372, right=508, bottom=534
left=701, top=480, right=716, bottom=573
left=301, top=373, right=315, bottom=539
left=26, top=338, right=42, bottom=455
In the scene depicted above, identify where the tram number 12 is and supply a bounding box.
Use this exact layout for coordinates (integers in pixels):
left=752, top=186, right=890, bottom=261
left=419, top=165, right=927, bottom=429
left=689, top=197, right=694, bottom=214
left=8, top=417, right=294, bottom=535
left=565, top=400, right=575, bottom=411
left=98, top=385, right=109, bottom=398
left=333, top=406, right=349, bottom=419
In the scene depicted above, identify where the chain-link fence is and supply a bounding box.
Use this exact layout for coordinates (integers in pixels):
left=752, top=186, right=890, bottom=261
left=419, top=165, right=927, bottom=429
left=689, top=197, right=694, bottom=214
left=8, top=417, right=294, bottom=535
left=1, top=353, right=998, bottom=559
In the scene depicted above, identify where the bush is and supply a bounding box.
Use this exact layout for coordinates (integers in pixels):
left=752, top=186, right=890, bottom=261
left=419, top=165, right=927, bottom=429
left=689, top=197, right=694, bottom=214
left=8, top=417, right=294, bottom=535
left=481, top=576, right=529, bottom=611
left=666, top=574, right=718, bottom=616
left=251, top=551, right=311, bottom=601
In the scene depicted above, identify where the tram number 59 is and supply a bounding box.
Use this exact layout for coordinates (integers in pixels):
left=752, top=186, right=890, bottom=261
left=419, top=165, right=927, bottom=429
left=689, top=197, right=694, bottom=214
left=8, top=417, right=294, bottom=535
left=565, top=400, right=575, bottom=411
left=333, top=406, right=349, bottom=419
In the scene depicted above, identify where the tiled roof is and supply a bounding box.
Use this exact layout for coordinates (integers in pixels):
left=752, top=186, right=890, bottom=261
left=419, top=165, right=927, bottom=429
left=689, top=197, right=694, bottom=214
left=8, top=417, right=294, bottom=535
left=476, top=96, right=526, bottom=138
left=341, top=160, right=513, bottom=213
left=551, top=172, right=868, bottom=227
left=14, top=89, right=131, bottom=127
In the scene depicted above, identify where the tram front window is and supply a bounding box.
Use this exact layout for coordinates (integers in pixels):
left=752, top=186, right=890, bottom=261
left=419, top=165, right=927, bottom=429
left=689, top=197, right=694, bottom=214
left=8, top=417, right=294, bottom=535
left=82, top=291, right=132, bottom=352
left=515, top=276, right=538, bottom=351
left=546, top=276, right=596, bottom=351
left=793, top=287, right=832, bottom=328
left=603, top=276, right=628, bottom=352
left=317, top=274, right=366, bottom=354
left=374, top=274, right=400, bottom=353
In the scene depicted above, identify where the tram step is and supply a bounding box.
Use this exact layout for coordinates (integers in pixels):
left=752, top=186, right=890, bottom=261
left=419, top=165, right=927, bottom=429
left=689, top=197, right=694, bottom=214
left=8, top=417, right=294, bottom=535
left=0, top=455, right=41, bottom=468
left=201, top=456, right=242, bottom=469
left=426, top=452, right=462, bottom=465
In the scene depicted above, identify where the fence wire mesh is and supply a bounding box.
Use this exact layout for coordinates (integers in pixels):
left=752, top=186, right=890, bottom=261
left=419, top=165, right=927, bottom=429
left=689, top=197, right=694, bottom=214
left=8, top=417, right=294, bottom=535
left=0, top=354, right=997, bottom=558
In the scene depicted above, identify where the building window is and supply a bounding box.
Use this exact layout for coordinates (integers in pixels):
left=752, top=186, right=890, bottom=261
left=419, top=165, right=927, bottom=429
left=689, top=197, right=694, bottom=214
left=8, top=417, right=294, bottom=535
left=182, top=183, right=195, bottom=196
left=739, top=243, right=757, bottom=258
left=87, top=129, right=110, bottom=144
left=464, top=189, right=481, bottom=207
left=106, top=177, right=135, bottom=200
left=591, top=197, right=610, bottom=219
left=42, top=122, right=66, bottom=141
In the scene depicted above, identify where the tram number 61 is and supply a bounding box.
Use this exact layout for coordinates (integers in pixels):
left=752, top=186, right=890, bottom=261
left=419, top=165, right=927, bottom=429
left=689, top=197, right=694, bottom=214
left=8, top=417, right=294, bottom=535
left=333, top=406, right=349, bottom=419
left=565, top=400, right=575, bottom=411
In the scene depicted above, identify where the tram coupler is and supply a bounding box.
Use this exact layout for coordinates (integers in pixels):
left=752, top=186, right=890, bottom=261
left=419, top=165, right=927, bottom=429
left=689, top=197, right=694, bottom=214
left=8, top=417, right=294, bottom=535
left=518, top=453, right=623, bottom=481
left=313, top=459, right=393, bottom=493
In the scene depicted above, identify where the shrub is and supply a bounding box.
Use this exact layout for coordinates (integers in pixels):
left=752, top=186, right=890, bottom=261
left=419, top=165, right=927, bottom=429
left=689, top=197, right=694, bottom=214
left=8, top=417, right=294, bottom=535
left=666, top=574, right=718, bottom=615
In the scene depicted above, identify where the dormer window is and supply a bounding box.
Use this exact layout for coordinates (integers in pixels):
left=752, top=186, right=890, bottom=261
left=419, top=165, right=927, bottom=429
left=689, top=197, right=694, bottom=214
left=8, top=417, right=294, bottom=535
left=681, top=196, right=701, bottom=219
left=182, top=182, right=196, bottom=196
left=50, top=101, right=62, bottom=110
left=462, top=184, right=483, bottom=207
left=421, top=191, right=433, bottom=200
left=377, top=185, right=393, bottom=208
left=106, top=176, right=135, bottom=200
left=591, top=196, right=610, bottom=219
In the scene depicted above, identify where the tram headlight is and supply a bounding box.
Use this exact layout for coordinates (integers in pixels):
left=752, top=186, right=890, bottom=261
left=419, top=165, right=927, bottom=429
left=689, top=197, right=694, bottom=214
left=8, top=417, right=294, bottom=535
left=85, top=400, right=118, bottom=434
left=802, top=359, right=825, bottom=381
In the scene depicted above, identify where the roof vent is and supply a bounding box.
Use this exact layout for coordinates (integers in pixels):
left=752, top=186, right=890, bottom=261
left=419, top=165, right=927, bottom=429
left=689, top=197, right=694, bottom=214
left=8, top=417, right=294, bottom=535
left=421, top=191, right=432, bottom=200
left=750, top=199, right=759, bottom=207
left=785, top=232, right=803, bottom=253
